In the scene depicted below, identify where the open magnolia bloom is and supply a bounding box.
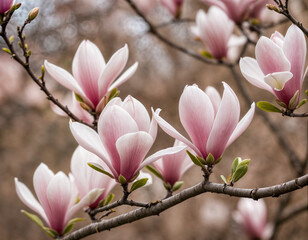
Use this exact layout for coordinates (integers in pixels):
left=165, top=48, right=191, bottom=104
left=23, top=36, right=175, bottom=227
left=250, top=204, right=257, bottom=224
left=154, top=83, right=255, bottom=163
left=70, top=146, right=117, bottom=209
left=191, top=7, right=246, bottom=60
left=240, top=25, right=307, bottom=109
left=0, top=0, right=14, bottom=13
left=70, top=96, right=185, bottom=183
left=15, top=163, right=103, bottom=237
left=45, top=40, right=138, bottom=114
left=202, top=0, right=271, bottom=24
left=233, top=198, right=273, bottom=240
left=152, top=140, right=193, bottom=189
left=160, top=0, right=183, bottom=17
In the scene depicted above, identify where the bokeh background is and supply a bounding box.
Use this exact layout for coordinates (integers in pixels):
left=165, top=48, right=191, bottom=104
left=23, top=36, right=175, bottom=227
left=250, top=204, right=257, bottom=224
left=0, top=0, right=307, bottom=239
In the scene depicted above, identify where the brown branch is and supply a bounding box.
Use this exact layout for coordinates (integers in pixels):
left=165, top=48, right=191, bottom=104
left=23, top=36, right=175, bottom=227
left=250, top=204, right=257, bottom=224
left=61, top=174, right=308, bottom=240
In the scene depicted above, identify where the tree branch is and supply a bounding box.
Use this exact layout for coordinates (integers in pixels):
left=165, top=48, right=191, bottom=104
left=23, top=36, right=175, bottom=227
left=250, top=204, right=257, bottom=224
left=61, top=174, right=308, bottom=240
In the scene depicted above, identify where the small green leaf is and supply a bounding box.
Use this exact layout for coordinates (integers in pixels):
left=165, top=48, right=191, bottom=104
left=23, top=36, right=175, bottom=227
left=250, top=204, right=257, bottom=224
left=296, top=99, right=307, bottom=109
left=146, top=165, right=163, bottom=180
left=187, top=150, right=204, bottom=168
left=21, top=210, right=44, bottom=228
left=163, top=182, right=172, bottom=190
left=74, top=93, right=84, bottom=103
left=2, top=48, right=12, bottom=55
left=257, top=101, right=282, bottom=113
left=9, top=35, right=14, bottom=43
left=288, top=90, right=299, bottom=109
left=275, top=99, right=287, bottom=109
left=104, top=193, right=115, bottom=206
left=171, top=181, right=183, bottom=192
left=232, top=165, right=248, bottom=183
left=305, top=90, right=308, bottom=97
left=130, top=178, right=148, bottom=192
left=108, top=88, right=120, bottom=102
left=237, top=159, right=250, bottom=167
left=231, top=157, right=240, bottom=175
left=118, top=174, right=127, bottom=184
left=42, top=227, right=58, bottom=238
left=214, top=156, right=222, bottom=165
left=88, top=162, right=114, bottom=179
left=80, top=102, right=90, bottom=111
left=62, top=218, right=83, bottom=235
left=205, top=153, right=214, bottom=165
left=197, top=156, right=206, bottom=165
left=220, top=175, right=227, bottom=184
left=199, top=50, right=213, bottom=59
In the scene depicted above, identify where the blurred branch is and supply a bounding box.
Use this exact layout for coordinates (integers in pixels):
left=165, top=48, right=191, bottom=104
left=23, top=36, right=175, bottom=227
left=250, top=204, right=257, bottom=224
left=0, top=10, right=95, bottom=130
left=277, top=202, right=308, bottom=225
left=61, top=174, right=308, bottom=240
left=273, top=0, right=308, bottom=37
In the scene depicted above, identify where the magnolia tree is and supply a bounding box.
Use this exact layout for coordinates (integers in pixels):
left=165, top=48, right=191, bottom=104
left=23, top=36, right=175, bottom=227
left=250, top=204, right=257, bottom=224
left=1, top=0, right=308, bottom=239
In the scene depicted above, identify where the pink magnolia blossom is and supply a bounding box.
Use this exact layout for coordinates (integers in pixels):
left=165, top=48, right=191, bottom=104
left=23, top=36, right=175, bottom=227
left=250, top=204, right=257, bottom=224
left=153, top=140, right=193, bottom=187
left=70, top=146, right=117, bottom=209
left=70, top=96, right=185, bottom=182
left=202, top=0, right=271, bottom=24
left=191, top=7, right=245, bottom=60
left=133, top=0, right=154, bottom=14
left=154, top=83, right=255, bottom=162
left=0, top=0, right=14, bottom=13
left=45, top=40, right=138, bottom=114
left=240, top=25, right=307, bottom=109
left=233, top=198, right=273, bottom=239
left=160, top=0, right=183, bottom=17
left=15, top=163, right=103, bottom=235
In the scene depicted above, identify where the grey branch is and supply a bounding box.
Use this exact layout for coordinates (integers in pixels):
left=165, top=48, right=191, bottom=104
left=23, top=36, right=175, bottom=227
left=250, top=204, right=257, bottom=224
left=61, top=174, right=308, bottom=240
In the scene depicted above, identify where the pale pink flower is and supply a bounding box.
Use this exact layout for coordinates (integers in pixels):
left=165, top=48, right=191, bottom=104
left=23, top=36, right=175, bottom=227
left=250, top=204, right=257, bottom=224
left=70, top=96, right=185, bottom=182
left=15, top=163, right=103, bottom=235
left=233, top=198, right=273, bottom=239
left=154, top=83, right=255, bottom=162
left=133, top=0, right=155, bottom=14
left=191, top=7, right=245, bottom=60
left=240, top=25, right=307, bottom=109
left=44, top=40, right=138, bottom=113
left=153, top=140, right=193, bottom=187
left=70, top=146, right=117, bottom=209
left=0, top=0, right=14, bottom=13
left=160, top=0, right=183, bottom=17
left=202, top=0, right=271, bottom=24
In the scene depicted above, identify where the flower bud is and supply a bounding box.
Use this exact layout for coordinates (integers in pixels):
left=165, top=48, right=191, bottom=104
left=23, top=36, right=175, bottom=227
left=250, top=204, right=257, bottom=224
left=27, top=7, right=39, bottom=22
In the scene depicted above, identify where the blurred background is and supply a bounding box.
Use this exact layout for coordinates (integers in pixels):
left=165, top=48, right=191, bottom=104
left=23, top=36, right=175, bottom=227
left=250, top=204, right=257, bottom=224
left=0, top=0, right=307, bottom=239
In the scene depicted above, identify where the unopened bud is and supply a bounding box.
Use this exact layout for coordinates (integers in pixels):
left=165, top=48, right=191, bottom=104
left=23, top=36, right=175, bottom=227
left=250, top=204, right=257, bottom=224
left=266, top=4, right=280, bottom=13
left=15, top=3, right=22, bottom=10
left=28, top=7, right=39, bottom=22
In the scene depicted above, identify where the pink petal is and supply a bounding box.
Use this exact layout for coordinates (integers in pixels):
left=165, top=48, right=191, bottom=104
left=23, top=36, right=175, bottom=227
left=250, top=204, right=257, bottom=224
left=205, top=86, right=221, bottom=115
left=148, top=108, right=159, bottom=141
left=98, top=45, right=129, bottom=99
left=179, top=85, right=214, bottom=158
left=239, top=57, right=275, bottom=94
left=153, top=108, right=202, bottom=157
left=69, top=121, right=117, bottom=177
left=14, top=178, right=49, bottom=225
left=255, top=36, right=291, bottom=75
left=0, top=0, right=14, bottom=13
left=264, top=71, right=293, bottom=91
left=98, top=105, right=139, bottom=173
left=206, top=82, right=240, bottom=159
left=72, top=40, right=105, bottom=107
left=116, top=132, right=153, bottom=181
left=226, top=102, right=255, bottom=148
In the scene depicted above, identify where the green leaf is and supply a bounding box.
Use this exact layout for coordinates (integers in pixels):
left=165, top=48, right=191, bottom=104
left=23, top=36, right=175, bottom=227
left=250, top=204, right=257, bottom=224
left=42, top=227, right=58, bottom=238
left=231, top=157, right=240, bottom=175
left=130, top=178, right=148, bottom=192
left=104, top=193, right=115, bottom=206
left=205, top=153, right=214, bottom=165
left=118, top=174, right=127, bottom=184
left=257, top=101, right=282, bottom=113
left=237, top=159, right=250, bottom=168
left=220, top=175, right=227, bottom=184
left=296, top=99, right=307, bottom=109
left=305, top=90, right=308, bottom=97
left=199, top=50, right=213, bottom=59
left=232, top=165, right=248, bottom=183
left=2, top=48, right=12, bottom=55
left=171, top=181, right=183, bottom=192
left=21, top=210, right=44, bottom=228
left=98, top=199, right=105, bottom=207
left=88, top=162, right=114, bottom=179
left=108, top=88, right=120, bottom=102
left=163, top=182, right=172, bottom=190
left=74, top=93, right=84, bottom=103
left=146, top=165, right=163, bottom=180
left=214, top=156, right=222, bottom=165
left=187, top=150, right=204, bottom=168
left=275, top=99, right=287, bottom=109
left=62, top=218, right=84, bottom=235
left=288, top=90, right=299, bottom=109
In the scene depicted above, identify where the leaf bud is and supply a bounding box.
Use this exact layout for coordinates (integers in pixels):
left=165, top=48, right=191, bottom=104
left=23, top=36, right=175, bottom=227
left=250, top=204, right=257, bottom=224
left=27, top=7, right=39, bottom=22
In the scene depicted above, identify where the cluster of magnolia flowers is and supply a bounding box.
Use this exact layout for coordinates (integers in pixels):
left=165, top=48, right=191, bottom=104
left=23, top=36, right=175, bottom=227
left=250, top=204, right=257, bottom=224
left=7, top=0, right=307, bottom=239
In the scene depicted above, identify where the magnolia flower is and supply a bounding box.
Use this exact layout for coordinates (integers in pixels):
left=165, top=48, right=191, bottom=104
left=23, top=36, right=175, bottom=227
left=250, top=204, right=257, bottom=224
left=202, top=0, right=271, bottom=24
left=191, top=7, right=245, bottom=60
left=233, top=198, right=273, bottom=239
left=70, top=146, right=117, bottom=209
left=0, top=0, right=14, bottom=13
left=15, top=163, right=103, bottom=236
left=160, top=0, right=183, bottom=17
left=154, top=83, right=255, bottom=162
left=45, top=40, right=138, bottom=114
left=240, top=25, right=307, bottom=109
left=152, top=140, right=193, bottom=188
left=70, top=96, right=185, bottom=183
left=133, top=0, right=154, bottom=14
